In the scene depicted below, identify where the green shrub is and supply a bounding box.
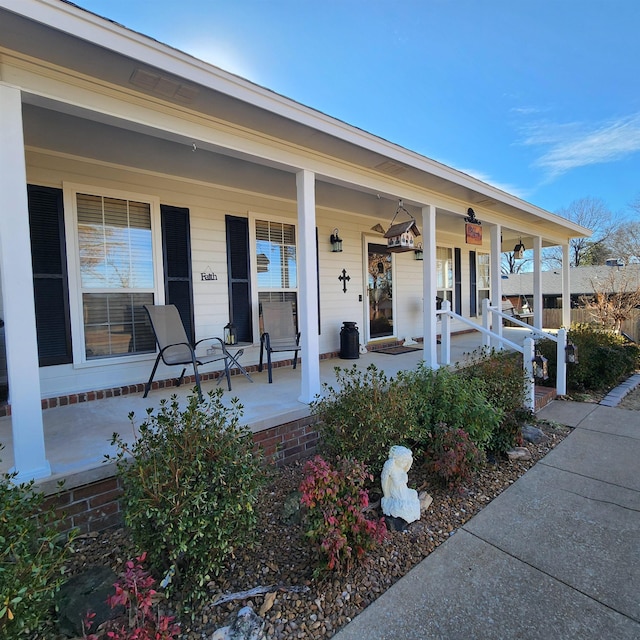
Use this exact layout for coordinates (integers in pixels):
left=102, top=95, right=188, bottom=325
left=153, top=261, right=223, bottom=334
left=0, top=455, right=75, bottom=639
left=424, top=424, right=485, bottom=487
left=108, top=390, right=266, bottom=611
left=456, top=349, right=530, bottom=453
left=299, top=456, right=386, bottom=574
left=538, top=323, right=640, bottom=393
left=396, top=363, right=501, bottom=452
left=313, top=363, right=501, bottom=472
left=311, top=365, right=409, bottom=472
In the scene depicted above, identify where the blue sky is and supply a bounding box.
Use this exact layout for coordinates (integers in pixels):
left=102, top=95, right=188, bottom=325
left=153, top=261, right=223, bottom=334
left=77, top=0, right=640, bottom=220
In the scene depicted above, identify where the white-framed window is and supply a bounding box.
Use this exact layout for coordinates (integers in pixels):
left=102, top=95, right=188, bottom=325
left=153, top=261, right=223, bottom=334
left=477, top=252, right=491, bottom=314
left=253, top=218, right=298, bottom=315
left=68, top=187, right=160, bottom=362
left=436, top=246, right=454, bottom=309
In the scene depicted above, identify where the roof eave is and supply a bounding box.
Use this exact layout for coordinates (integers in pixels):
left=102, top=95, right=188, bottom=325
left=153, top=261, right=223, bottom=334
left=5, top=0, right=592, bottom=239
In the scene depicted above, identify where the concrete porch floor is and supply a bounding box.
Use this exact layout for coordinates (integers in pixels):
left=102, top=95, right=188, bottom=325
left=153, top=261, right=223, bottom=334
left=0, top=328, right=542, bottom=486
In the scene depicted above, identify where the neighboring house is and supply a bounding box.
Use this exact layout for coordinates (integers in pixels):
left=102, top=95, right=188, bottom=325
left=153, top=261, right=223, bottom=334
left=0, top=0, right=589, bottom=481
left=502, top=265, right=640, bottom=310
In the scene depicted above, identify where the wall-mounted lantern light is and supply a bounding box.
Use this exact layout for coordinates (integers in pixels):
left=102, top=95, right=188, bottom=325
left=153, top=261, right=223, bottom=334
left=532, top=350, right=549, bottom=380
left=330, top=228, right=343, bottom=252
left=565, top=341, right=579, bottom=364
left=414, top=242, right=424, bottom=260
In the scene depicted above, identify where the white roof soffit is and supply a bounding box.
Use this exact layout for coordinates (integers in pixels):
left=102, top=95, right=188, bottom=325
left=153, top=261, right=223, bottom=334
left=2, top=0, right=590, bottom=240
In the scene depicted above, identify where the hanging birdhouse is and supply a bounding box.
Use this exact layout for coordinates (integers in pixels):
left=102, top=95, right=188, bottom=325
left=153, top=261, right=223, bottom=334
left=384, top=200, right=421, bottom=253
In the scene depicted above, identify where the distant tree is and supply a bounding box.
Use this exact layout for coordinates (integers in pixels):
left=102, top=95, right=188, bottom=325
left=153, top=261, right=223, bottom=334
left=501, top=251, right=530, bottom=274
left=581, top=241, right=611, bottom=266
left=605, top=193, right=640, bottom=264
left=544, top=197, right=616, bottom=268
left=579, top=266, right=640, bottom=333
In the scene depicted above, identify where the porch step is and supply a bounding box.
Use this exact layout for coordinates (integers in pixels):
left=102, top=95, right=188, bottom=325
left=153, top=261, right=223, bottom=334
left=534, top=385, right=557, bottom=412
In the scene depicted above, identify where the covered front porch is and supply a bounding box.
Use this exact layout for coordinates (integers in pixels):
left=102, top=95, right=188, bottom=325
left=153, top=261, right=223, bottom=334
left=0, top=327, right=552, bottom=485
left=0, top=1, right=589, bottom=486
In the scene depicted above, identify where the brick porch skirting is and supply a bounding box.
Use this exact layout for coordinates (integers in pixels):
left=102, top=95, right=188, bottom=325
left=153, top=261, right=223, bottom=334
left=40, top=414, right=320, bottom=536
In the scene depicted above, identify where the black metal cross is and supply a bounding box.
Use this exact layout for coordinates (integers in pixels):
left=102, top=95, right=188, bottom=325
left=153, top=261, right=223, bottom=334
left=338, top=268, right=350, bottom=293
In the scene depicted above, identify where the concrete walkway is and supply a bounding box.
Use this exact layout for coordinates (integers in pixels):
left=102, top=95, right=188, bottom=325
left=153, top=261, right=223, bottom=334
left=333, top=400, right=640, bottom=640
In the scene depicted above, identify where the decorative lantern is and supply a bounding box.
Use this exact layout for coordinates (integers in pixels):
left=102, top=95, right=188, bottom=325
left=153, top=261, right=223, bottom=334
left=330, top=228, right=343, bottom=252
left=384, top=200, right=420, bottom=253
left=224, top=322, right=237, bottom=345
left=565, top=341, right=579, bottom=364
left=532, top=351, right=549, bottom=380
left=414, top=242, right=424, bottom=261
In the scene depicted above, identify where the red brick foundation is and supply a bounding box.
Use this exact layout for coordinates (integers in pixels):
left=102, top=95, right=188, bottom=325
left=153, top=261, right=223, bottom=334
left=42, top=475, right=125, bottom=535
left=253, top=415, right=320, bottom=466
left=42, top=415, right=320, bottom=535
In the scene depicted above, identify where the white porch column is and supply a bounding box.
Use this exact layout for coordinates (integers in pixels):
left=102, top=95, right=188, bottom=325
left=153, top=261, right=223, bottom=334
left=533, top=236, right=543, bottom=329
left=490, top=223, right=503, bottom=346
left=0, top=84, right=50, bottom=481
left=422, top=204, right=438, bottom=368
left=562, top=243, right=571, bottom=328
left=296, top=169, right=321, bottom=403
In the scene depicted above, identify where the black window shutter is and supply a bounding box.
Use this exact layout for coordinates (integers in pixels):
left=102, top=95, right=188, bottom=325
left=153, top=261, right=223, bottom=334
left=28, top=185, right=72, bottom=366
left=226, top=215, right=252, bottom=343
left=454, top=248, right=462, bottom=315
left=161, top=205, right=194, bottom=342
left=469, top=251, right=477, bottom=316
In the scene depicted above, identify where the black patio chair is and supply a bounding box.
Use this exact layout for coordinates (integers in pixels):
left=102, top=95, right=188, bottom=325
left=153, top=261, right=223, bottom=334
left=143, top=304, right=231, bottom=400
left=258, top=301, right=301, bottom=383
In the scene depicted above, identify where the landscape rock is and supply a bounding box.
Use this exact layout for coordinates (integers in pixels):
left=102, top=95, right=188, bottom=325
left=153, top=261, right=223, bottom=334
left=56, top=566, right=121, bottom=637
left=384, top=515, right=409, bottom=532
left=522, top=424, right=547, bottom=444
left=507, top=447, right=532, bottom=461
left=281, top=490, right=303, bottom=525
left=418, top=491, right=433, bottom=513
left=209, top=606, right=265, bottom=640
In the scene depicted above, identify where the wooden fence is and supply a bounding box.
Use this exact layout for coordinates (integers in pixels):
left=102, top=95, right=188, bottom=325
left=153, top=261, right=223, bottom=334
left=542, top=309, right=640, bottom=342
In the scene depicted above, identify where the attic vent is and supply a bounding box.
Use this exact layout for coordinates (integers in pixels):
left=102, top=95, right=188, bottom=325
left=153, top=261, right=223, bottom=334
left=130, top=69, right=199, bottom=104
left=374, top=160, right=406, bottom=175
left=474, top=198, right=497, bottom=207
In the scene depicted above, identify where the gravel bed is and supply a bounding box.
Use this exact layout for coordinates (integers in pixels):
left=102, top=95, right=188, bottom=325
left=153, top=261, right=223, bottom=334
left=618, top=385, right=640, bottom=410
left=64, top=421, right=571, bottom=639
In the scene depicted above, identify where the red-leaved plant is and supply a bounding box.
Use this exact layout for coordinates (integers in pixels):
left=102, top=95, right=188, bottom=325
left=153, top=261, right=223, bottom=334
left=83, top=553, right=180, bottom=640
left=426, top=424, right=485, bottom=488
left=299, top=456, right=386, bottom=573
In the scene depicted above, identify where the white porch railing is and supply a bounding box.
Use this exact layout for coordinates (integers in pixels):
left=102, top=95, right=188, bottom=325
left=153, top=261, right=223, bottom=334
left=436, top=299, right=568, bottom=412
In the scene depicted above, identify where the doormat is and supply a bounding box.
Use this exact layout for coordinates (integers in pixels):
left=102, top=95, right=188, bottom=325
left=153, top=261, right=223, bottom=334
left=375, top=345, right=423, bottom=355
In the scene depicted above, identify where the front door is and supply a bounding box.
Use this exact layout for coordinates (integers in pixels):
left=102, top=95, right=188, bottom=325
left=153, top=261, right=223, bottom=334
left=366, top=242, right=394, bottom=340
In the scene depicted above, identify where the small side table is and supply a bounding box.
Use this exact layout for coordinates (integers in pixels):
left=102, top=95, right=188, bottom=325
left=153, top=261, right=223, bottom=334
left=218, top=342, right=253, bottom=384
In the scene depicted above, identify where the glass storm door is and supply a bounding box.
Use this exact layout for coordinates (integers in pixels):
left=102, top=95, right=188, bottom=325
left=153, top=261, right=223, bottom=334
left=367, top=242, right=394, bottom=339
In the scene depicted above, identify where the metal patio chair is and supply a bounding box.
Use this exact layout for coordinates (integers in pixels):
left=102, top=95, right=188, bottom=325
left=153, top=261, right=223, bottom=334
left=258, top=301, right=301, bottom=383
left=143, top=304, right=231, bottom=400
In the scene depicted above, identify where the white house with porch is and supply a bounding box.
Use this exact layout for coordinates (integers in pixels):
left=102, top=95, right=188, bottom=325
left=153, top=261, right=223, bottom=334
left=0, top=0, right=589, bottom=485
